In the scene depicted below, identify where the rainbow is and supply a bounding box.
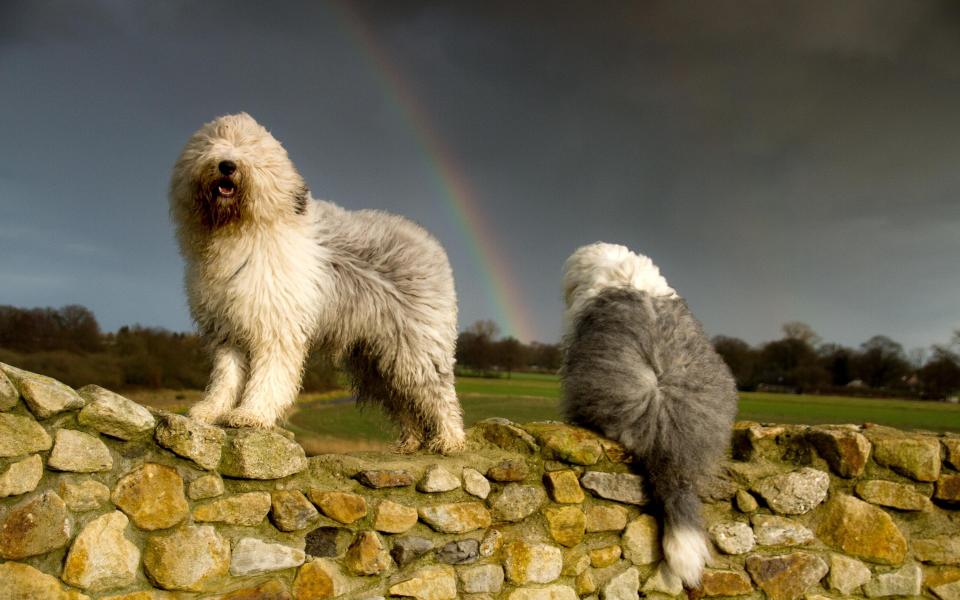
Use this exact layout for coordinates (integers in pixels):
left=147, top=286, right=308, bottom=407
left=332, top=2, right=538, bottom=343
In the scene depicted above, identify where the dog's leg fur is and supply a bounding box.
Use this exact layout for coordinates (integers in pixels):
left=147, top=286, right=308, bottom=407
left=220, top=338, right=308, bottom=428
left=420, top=374, right=466, bottom=454
left=189, top=344, right=247, bottom=424
left=380, top=333, right=465, bottom=455
left=347, top=347, right=425, bottom=453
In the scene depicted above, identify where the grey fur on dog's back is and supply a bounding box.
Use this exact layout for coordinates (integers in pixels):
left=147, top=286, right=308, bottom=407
left=562, top=287, right=737, bottom=529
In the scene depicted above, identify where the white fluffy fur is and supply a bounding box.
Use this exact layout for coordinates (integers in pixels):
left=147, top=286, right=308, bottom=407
left=562, top=242, right=676, bottom=326
left=663, top=525, right=711, bottom=588
left=169, top=113, right=465, bottom=454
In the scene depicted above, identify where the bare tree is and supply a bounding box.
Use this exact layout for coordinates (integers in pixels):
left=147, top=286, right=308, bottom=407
left=782, top=321, right=821, bottom=347
left=466, top=319, right=500, bottom=340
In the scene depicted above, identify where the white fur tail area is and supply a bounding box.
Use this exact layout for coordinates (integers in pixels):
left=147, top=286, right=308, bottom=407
left=663, top=524, right=710, bottom=588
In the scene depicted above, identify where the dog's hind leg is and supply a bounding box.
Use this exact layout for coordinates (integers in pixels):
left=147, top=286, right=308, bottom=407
left=347, top=348, right=424, bottom=453
left=391, top=407, right=426, bottom=454
left=380, top=352, right=464, bottom=454
left=220, top=338, right=308, bottom=428
left=189, top=344, right=247, bottom=424
left=415, top=372, right=465, bottom=455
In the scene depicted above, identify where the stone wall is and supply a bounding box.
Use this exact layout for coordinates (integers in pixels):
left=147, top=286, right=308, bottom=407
left=1, top=362, right=960, bottom=600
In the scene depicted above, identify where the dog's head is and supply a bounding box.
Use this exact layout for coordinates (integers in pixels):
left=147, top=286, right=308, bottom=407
left=562, top=242, right=677, bottom=322
left=170, top=113, right=309, bottom=231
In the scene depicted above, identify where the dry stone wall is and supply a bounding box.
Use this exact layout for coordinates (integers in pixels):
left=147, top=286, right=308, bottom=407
left=1, top=362, right=960, bottom=599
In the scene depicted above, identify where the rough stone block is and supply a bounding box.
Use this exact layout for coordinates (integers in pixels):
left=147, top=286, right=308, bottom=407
left=0, top=412, right=51, bottom=457
left=344, top=531, right=391, bottom=576
left=153, top=412, right=224, bottom=469
left=143, top=525, right=230, bottom=592
left=544, top=469, right=585, bottom=503
left=309, top=490, right=368, bottom=524
left=745, top=552, right=828, bottom=600
left=271, top=490, right=319, bottom=532
left=621, top=514, right=661, bottom=565
left=219, top=429, right=307, bottom=479
left=0, top=454, right=42, bottom=498
left=807, top=426, right=871, bottom=477
left=112, top=463, right=189, bottom=530
left=544, top=505, right=586, bottom=547
left=710, top=521, right=755, bottom=555
left=62, top=511, right=139, bottom=592
left=752, top=467, right=829, bottom=515
left=503, top=541, right=563, bottom=584
left=78, top=385, right=156, bottom=440
left=584, top=504, right=628, bottom=532
left=486, top=459, right=528, bottom=482
left=47, top=429, right=113, bottom=473
left=579, top=471, right=647, bottom=505
left=872, top=435, right=941, bottom=482
left=0, top=561, right=91, bottom=600
left=751, top=514, right=814, bottom=546
left=1, top=365, right=84, bottom=419
left=417, top=464, right=461, bottom=492
left=856, top=479, right=933, bottom=511
left=373, top=499, right=418, bottom=534
left=462, top=467, right=491, bottom=499
left=490, top=483, right=546, bottom=522
left=60, top=478, right=110, bottom=511
left=389, top=565, right=457, bottom=600
left=192, top=491, right=271, bottom=526
left=459, top=564, right=504, bottom=593
left=230, top=537, right=306, bottom=577
left=419, top=502, right=491, bottom=533
left=817, top=494, right=907, bottom=565
left=0, top=490, right=71, bottom=559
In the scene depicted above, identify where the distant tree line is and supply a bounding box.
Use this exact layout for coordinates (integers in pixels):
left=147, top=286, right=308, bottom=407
left=713, top=321, right=960, bottom=400
left=0, top=305, right=336, bottom=392
left=3, top=306, right=958, bottom=400
left=456, top=320, right=562, bottom=376
left=456, top=317, right=960, bottom=400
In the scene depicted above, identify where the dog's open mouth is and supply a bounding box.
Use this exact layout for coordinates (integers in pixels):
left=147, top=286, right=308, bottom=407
left=216, top=178, right=237, bottom=199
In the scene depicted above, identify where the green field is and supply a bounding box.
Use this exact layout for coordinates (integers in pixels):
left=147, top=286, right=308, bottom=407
left=283, top=372, right=960, bottom=453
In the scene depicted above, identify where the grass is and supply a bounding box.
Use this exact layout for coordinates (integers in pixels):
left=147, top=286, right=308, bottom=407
left=738, top=391, right=960, bottom=432
left=130, top=371, right=960, bottom=454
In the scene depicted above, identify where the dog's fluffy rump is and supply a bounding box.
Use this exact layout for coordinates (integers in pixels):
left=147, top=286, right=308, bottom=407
left=561, top=242, right=737, bottom=587
left=169, top=113, right=465, bottom=454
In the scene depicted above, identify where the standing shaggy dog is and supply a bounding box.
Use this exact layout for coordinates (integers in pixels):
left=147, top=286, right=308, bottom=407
left=169, top=113, right=465, bottom=454
left=561, top=243, right=737, bottom=587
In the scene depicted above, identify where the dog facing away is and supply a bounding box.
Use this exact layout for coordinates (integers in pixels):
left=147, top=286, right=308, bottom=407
left=169, top=113, right=465, bottom=454
left=561, top=242, right=737, bottom=587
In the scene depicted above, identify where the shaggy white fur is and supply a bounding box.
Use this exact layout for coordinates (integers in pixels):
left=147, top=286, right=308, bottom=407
left=562, top=242, right=676, bottom=326
left=169, top=113, right=465, bottom=454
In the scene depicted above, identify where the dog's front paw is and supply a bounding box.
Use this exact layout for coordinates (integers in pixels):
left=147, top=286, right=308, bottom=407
left=188, top=401, right=227, bottom=424
left=392, top=435, right=423, bottom=454
left=426, top=432, right=466, bottom=456
left=218, top=408, right=274, bottom=429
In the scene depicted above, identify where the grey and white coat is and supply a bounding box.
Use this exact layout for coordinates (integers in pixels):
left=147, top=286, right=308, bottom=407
left=561, top=242, right=737, bottom=587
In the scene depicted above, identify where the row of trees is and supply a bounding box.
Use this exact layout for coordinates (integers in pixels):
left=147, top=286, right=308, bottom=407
left=456, top=320, right=562, bottom=376
left=2, top=306, right=958, bottom=400
left=454, top=318, right=960, bottom=400
left=713, top=322, right=960, bottom=399
left=0, top=305, right=336, bottom=391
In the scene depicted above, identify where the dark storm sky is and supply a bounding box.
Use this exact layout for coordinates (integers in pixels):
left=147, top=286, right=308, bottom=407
left=1, top=0, right=958, bottom=351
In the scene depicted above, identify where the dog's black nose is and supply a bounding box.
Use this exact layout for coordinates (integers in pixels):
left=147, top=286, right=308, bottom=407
left=218, top=160, right=237, bottom=176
